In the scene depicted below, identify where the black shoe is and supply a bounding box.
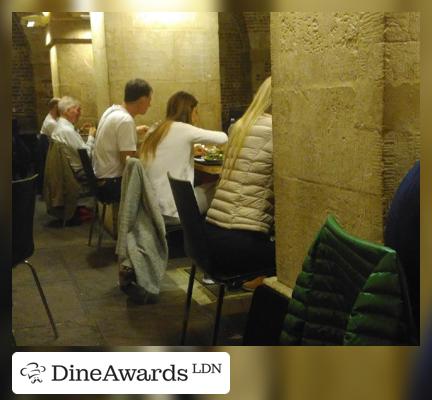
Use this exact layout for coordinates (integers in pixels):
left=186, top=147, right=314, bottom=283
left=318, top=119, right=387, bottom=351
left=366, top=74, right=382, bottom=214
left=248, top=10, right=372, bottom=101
left=120, top=282, right=158, bottom=305
left=65, top=216, right=82, bottom=226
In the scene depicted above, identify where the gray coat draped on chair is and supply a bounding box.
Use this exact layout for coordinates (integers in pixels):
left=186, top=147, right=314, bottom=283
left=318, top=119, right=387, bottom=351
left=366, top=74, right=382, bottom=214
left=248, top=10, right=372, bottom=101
left=43, top=140, right=80, bottom=221
left=116, top=157, right=168, bottom=295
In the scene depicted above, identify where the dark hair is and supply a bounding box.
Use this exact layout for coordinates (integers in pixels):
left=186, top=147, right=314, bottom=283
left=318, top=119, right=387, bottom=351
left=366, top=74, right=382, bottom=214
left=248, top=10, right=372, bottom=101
left=140, top=91, right=198, bottom=162
left=165, top=91, right=198, bottom=123
left=124, top=79, right=152, bottom=102
left=48, top=97, right=60, bottom=110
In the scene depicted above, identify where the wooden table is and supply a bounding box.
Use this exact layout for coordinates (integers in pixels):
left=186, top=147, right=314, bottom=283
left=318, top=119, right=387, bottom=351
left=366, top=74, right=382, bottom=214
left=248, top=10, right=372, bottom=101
left=194, top=161, right=222, bottom=175
left=194, top=160, right=222, bottom=185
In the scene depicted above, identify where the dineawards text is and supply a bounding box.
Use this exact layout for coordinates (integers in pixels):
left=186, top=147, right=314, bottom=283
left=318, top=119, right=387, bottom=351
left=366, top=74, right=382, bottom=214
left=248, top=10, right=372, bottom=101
left=52, top=364, right=189, bottom=382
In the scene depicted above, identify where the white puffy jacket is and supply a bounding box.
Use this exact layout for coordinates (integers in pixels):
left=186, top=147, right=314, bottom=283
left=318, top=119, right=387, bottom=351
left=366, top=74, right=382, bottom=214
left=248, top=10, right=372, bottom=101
left=206, top=114, right=274, bottom=233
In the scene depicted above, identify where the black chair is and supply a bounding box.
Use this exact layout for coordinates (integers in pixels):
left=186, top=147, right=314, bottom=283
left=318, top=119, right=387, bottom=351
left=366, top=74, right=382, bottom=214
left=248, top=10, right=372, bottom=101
left=12, top=174, right=58, bottom=340
left=78, top=148, right=116, bottom=250
left=168, top=173, right=275, bottom=345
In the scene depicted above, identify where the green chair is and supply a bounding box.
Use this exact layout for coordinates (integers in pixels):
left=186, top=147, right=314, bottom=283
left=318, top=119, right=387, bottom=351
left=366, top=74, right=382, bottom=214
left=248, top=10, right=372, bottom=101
left=280, top=215, right=417, bottom=345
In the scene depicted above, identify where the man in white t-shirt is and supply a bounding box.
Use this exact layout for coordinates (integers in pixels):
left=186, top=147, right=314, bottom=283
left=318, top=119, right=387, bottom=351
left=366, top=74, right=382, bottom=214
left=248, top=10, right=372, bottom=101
left=92, top=78, right=153, bottom=202
left=40, top=97, right=60, bottom=138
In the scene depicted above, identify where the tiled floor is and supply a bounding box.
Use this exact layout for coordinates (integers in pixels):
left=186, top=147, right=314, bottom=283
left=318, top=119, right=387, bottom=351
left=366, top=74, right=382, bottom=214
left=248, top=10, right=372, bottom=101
left=12, top=198, right=253, bottom=346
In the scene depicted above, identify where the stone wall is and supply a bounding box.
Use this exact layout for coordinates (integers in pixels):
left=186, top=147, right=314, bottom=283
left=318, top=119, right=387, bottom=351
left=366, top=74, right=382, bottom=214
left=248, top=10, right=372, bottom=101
left=48, top=13, right=98, bottom=126
left=218, top=12, right=252, bottom=129
left=382, top=12, right=420, bottom=216
left=271, top=12, right=420, bottom=288
left=22, top=24, right=53, bottom=129
left=50, top=43, right=98, bottom=125
left=244, top=12, right=271, bottom=93
left=12, top=13, right=37, bottom=133
left=102, top=12, right=221, bottom=130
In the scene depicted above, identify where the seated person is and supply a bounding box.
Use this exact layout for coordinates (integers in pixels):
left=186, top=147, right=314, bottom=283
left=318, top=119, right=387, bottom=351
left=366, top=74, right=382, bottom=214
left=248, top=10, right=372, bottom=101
left=40, top=97, right=60, bottom=139
left=38, top=97, right=60, bottom=193
left=139, top=91, right=228, bottom=225
left=205, top=77, right=275, bottom=285
left=51, top=96, right=96, bottom=182
left=92, top=78, right=153, bottom=203
left=384, top=160, right=420, bottom=341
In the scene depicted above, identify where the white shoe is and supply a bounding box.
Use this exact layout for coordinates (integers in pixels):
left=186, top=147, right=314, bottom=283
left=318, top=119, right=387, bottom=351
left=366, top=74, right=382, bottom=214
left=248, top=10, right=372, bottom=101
left=202, top=274, right=215, bottom=285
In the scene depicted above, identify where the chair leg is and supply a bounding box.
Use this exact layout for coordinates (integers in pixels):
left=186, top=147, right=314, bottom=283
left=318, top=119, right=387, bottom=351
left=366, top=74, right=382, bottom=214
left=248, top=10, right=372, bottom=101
left=24, top=260, right=58, bottom=339
left=180, top=264, right=196, bottom=345
left=97, top=203, right=106, bottom=250
left=88, top=200, right=98, bottom=246
left=212, top=284, right=225, bottom=346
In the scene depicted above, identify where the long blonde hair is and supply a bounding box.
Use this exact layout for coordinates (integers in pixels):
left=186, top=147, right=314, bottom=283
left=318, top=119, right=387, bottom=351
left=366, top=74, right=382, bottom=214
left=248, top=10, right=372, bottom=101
left=223, top=76, right=272, bottom=173
left=140, top=91, right=198, bottom=162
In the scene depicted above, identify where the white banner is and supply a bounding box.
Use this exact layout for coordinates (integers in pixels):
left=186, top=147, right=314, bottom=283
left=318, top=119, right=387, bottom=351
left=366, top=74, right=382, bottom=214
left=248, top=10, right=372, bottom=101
left=12, top=352, right=230, bottom=394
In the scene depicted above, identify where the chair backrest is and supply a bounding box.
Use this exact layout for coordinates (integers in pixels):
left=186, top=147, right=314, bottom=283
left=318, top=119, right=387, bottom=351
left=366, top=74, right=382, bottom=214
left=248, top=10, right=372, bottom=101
left=12, top=174, right=38, bottom=266
left=167, top=173, right=211, bottom=271
left=280, top=214, right=413, bottom=345
left=77, top=148, right=97, bottom=194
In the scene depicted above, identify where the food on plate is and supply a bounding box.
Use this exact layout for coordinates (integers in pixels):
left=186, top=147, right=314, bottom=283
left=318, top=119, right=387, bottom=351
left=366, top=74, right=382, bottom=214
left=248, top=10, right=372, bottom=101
left=193, top=144, right=205, bottom=157
left=203, top=145, right=223, bottom=161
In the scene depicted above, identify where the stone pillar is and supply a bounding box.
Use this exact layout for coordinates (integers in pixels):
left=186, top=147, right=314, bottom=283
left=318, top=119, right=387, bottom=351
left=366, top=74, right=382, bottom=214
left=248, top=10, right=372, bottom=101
left=102, top=12, right=222, bottom=129
left=382, top=12, right=420, bottom=215
left=47, top=12, right=98, bottom=125
left=270, top=12, right=419, bottom=289
left=90, top=12, right=111, bottom=118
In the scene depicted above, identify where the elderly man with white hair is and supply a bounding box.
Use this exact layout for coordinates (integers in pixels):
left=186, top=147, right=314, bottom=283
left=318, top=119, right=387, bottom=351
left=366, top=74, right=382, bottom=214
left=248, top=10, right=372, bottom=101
left=51, top=96, right=96, bottom=180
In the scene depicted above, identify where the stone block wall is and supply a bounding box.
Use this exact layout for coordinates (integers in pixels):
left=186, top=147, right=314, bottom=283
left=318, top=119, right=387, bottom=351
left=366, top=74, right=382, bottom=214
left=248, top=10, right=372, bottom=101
left=244, top=12, right=271, bottom=93
left=382, top=12, right=420, bottom=215
left=102, top=12, right=222, bottom=130
left=271, top=12, right=419, bottom=288
left=218, top=12, right=252, bottom=129
left=19, top=17, right=54, bottom=129
left=48, top=13, right=98, bottom=126
left=12, top=13, right=37, bottom=133
left=50, top=43, right=98, bottom=125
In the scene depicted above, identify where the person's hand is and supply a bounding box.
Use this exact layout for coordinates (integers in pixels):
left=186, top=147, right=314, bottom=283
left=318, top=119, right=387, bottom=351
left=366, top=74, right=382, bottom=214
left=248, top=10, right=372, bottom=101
left=194, top=144, right=205, bottom=157
left=88, top=126, right=97, bottom=137
left=136, top=125, right=149, bottom=136
left=79, top=122, right=95, bottom=135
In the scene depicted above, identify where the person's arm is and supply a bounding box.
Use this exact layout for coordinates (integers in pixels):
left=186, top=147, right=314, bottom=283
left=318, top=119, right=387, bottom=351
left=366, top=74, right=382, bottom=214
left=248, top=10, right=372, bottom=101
left=118, top=120, right=138, bottom=166
left=189, top=126, right=228, bottom=145
left=136, top=125, right=149, bottom=146
left=45, top=120, right=57, bottom=137
left=82, top=130, right=95, bottom=156
left=120, top=150, right=137, bottom=165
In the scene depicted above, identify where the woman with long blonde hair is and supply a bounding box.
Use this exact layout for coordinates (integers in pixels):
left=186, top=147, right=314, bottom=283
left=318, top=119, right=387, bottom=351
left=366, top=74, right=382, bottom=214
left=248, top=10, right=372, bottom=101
left=140, top=91, right=227, bottom=223
left=205, top=77, right=275, bottom=287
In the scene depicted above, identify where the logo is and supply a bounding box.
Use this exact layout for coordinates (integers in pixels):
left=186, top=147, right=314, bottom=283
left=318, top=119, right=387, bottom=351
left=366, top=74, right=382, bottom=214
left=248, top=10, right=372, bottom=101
left=20, top=362, right=46, bottom=383
left=13, top=352, right=230, bottom=394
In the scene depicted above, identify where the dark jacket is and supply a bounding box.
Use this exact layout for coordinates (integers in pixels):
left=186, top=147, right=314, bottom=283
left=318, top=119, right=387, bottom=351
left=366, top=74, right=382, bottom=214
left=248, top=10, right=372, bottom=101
left=280, top=215, right=416, bottom=345
left=385, top=160, right=420, bottom=336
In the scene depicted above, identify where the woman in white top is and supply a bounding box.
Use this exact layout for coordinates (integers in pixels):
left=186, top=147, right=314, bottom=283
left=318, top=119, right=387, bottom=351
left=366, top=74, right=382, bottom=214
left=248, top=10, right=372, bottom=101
left=140, top=91, right=227, bottom=223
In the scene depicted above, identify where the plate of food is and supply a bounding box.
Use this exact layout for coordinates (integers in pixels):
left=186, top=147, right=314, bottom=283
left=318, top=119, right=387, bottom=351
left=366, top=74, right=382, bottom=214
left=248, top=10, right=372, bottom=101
left=195, top=157, right=223, bottom=165
left=194, top=145, right=224, bottom=165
